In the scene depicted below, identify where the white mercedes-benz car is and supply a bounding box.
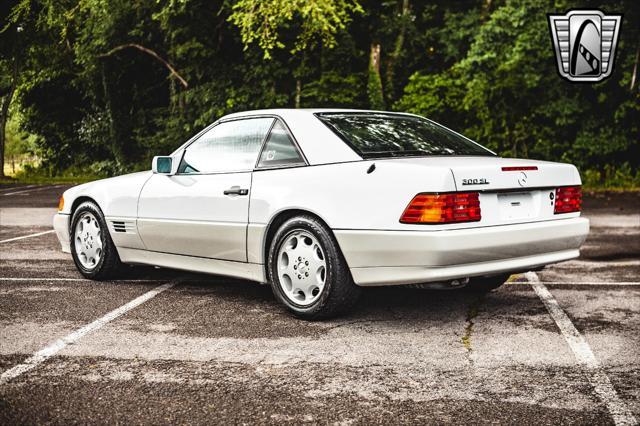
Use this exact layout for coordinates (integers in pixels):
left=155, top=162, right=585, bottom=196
left=54, top=109, right=589, bottom=319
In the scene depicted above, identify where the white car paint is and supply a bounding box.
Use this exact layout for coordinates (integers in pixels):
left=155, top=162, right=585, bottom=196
left=54, top=108, right=589, bottom=286
left=137, top=172, right=252, bottom=262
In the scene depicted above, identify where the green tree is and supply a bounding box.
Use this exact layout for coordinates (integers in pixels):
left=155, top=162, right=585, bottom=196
left=228, top=0, right=363, bottom=59
left=398, top=0, right=639, bottom=176
left=2, top=0, right=637, bottom=184
left=0, top=1, right=25, bottom=177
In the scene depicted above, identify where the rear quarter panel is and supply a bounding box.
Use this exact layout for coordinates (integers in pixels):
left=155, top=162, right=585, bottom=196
left=247, top=160, right=456, bottom=263
left=247, top=158, right=585, bottom=264
left=249, top=161, right=457, bottom=230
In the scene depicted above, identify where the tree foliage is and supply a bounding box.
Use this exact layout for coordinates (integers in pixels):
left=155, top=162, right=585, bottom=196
left=0, top=0, right=638, bottom=181
left=397, top=0, right=639, bottom=176
left=229, top=0, right=363, bottom=58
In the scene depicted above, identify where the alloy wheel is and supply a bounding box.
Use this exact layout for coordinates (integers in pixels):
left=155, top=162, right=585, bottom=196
left=73, top=212, right=103, bottom=270
left=276, top=230, right=327, bottom=306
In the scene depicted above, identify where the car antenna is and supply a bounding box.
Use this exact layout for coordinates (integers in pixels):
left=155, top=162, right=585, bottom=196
left=366, top=163, right=376, bottom=174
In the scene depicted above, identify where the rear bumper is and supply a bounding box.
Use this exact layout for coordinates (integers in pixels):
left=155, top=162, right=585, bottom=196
left=53, top=213, right=71, bottom=253
left=334, top=217, right=589, bottom=286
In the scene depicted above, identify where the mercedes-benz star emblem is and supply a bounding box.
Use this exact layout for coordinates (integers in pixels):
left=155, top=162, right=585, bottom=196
left=518, top=172, right=528, bottom=187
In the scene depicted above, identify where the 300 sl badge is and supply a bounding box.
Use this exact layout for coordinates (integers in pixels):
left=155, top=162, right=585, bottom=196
left=462, top=178, right=490, bottom=185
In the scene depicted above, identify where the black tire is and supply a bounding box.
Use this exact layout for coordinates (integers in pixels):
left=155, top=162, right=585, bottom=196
left=70, top=201, right=122, bottom=280
left=267, top=215, right=362, bottom=320
left=465, top=273, right=511, bottom=293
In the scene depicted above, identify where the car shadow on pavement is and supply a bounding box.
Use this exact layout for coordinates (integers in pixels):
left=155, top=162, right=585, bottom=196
left=115, top=265, right=543, bottom=338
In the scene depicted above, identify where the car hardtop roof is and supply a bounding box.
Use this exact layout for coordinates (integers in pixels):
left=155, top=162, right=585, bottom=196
left=219, top=108, right=421, bottom=121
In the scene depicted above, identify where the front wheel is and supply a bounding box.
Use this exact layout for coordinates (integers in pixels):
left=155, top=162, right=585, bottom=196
left=70, top=201, right=122, bottom=280
left=267, top=215, right=362, bottom=320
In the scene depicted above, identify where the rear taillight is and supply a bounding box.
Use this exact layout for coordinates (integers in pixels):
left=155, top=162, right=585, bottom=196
left=554, top=186, right=582, bottom=214
left=400, top=192, right=481, bottom=224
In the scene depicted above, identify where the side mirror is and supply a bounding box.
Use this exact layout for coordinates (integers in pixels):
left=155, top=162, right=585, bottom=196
left=152, top=156, right=173, bottom=175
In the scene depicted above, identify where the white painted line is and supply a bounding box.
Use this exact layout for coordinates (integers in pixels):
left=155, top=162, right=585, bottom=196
left=0, top=230, right=55, bottom=244
left=509, top=281, right=640, bottom=286
left=0, top=184, right=40, bottom=194
left=2, top=184, right=65, bottom=196
left=1, top=277, right=638, bottom=286
left=2, top=188, right=43, bottom=196
left=0, top=277, right=167, bottom=282
left=526, top=272, right=637, bottom=426
left=0, top=281, right=175, bottom=385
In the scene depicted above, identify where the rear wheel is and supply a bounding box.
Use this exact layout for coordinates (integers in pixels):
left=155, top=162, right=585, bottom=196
left=465, top=274, right=511, bottom=292
left=267, top=215, right=362, bottom=320
left=70, top=201, right=122, bottom=280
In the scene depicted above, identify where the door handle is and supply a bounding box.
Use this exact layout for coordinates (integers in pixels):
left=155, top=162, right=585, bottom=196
left=224, top=186, right=249, bottom=196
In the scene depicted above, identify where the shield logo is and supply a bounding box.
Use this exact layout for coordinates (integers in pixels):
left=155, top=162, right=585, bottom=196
left=548, top=10, right=622, bottom=82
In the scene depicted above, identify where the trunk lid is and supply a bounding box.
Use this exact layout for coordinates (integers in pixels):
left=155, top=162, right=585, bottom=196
left=443, top=157, right=579, bottom=191
left=392, top=156, right=582, bottom=228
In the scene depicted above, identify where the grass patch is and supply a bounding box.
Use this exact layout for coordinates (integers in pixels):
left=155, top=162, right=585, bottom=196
left=3, top=162, right=639, bottom=191
left=0, top=174, right=101, bottom=185
left=462, top=295, right=485, bottom=355
left=582, top=186, right=640, bottom=193
left=0, top=161, right=140, bottom=185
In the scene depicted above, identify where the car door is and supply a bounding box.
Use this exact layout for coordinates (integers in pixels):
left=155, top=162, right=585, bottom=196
left=137, top=117, right=275, bottom=262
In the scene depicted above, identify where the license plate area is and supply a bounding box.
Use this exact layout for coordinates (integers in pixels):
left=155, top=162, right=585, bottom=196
left=498, top=192, right=534, bottom=220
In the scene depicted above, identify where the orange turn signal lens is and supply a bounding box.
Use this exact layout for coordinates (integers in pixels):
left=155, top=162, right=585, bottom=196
left=400, top=192, right=481, bottom=224
left=58, top=195, right=64, bottom=211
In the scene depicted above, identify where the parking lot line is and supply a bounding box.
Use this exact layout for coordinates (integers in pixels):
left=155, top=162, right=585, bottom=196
left=1, top=277, right=639, bottom=287
left=1, top=277, right=639, bottom=286
left=1, top=184, right=65, bottom=196
left=0, top=184, right=40, bottom=194
left=509, top=281, right=640, bottom=286
left=0, top=230, right=56, bottom=244
left=0, top=277, right=169, bottom=282
left=0, top=281, right=175, bottom=385
left=526, top=272, right=637, bottom=426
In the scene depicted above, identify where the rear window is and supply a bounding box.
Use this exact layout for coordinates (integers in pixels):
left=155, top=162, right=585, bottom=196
left=315, top=113, right=494, bottom=158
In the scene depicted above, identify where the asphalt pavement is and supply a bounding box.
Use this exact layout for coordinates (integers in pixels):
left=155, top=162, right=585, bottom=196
left=0, top=183, right=638, bottom=425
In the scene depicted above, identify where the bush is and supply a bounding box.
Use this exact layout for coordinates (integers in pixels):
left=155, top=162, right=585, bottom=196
left=582, top=163, right=640, bottom=191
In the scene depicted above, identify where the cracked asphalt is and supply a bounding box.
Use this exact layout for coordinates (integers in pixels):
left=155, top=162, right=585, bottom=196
left=0, top=184, right=638, bottom=425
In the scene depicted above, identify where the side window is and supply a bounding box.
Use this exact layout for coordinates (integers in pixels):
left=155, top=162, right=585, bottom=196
left=179, top=117, right=274, bottom=174
left=257, top=120, right=305, bottom=168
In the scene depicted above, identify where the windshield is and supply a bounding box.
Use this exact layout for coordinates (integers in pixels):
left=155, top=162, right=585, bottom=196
left=315, top=113, right=495, bottom=158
